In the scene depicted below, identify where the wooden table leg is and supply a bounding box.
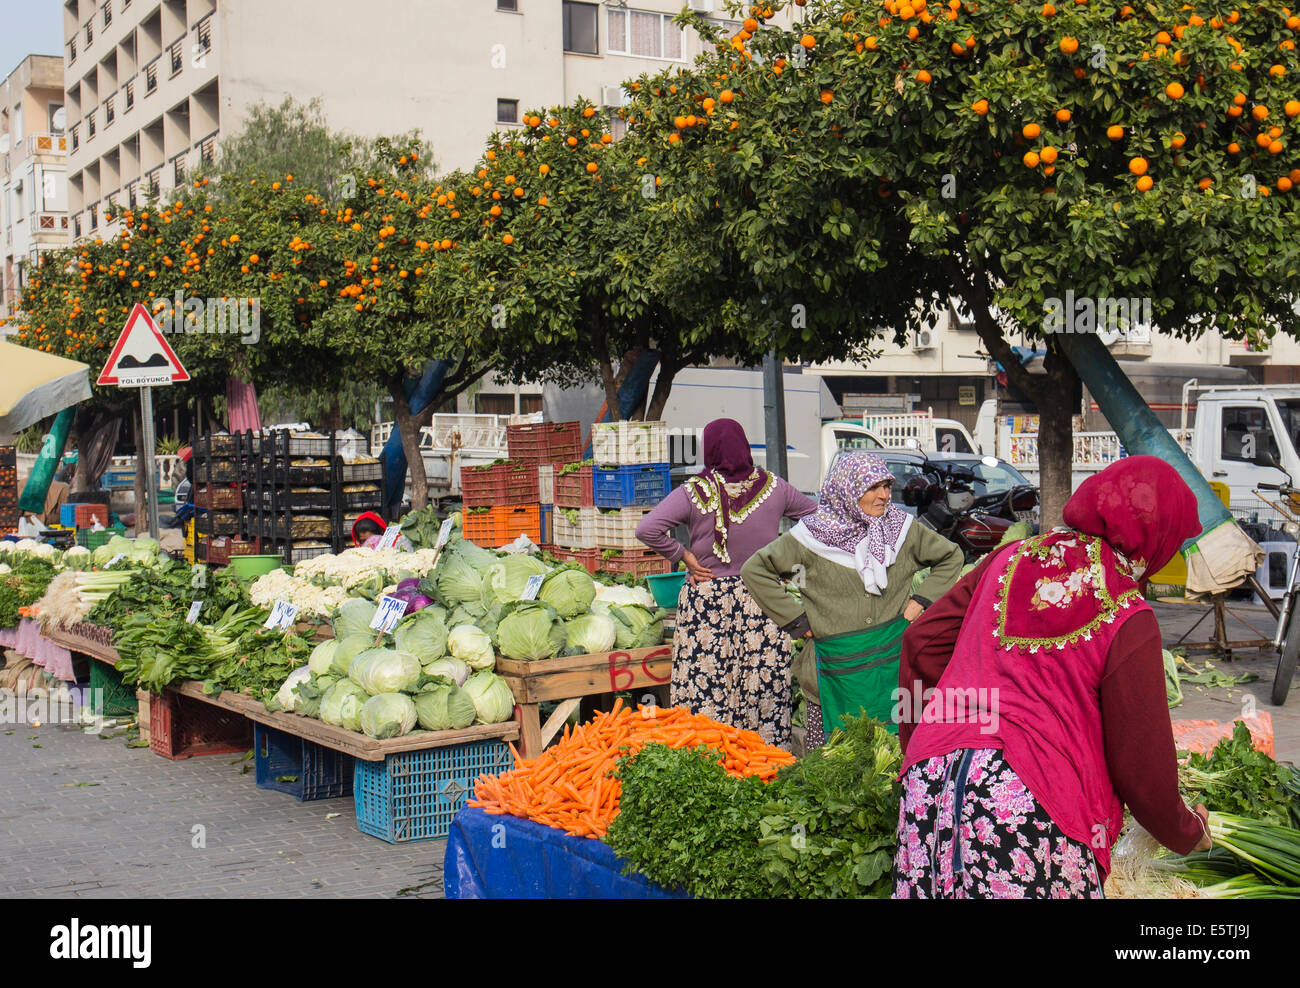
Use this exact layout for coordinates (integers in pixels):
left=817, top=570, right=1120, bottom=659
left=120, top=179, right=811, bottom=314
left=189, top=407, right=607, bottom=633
left=515, top=702, right=542, bottom=760
left=540, top=697, right=582, bottom=749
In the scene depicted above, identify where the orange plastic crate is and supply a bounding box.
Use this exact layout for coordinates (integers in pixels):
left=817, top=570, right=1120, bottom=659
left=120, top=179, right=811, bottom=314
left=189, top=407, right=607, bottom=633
left=494, top=504, right=541, bottom=545
left=462, top=507, right=497, bottom=547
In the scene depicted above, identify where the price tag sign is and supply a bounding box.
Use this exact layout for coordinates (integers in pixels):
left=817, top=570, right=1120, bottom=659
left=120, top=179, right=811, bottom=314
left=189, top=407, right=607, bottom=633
left=185, top=600, right=203, bottom=625
left=370, top=595, right=408, bottom=634
left=520, top=573, right=544, bottom=601
left=435, top=518, right=455, bottom=549
left=107, top=552, right=127, bottom=568
left=377, top=525, right=402, bottom=551
left=264, top=600, right=298, bottom=631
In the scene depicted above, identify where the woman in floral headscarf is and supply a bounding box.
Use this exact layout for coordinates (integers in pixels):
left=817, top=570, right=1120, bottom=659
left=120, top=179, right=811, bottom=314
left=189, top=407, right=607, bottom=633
left=636, top=419, right=818, bottom=748
left=742, top=452, right=963, bottom=750
left=893, top=456, right=1212, bottom=899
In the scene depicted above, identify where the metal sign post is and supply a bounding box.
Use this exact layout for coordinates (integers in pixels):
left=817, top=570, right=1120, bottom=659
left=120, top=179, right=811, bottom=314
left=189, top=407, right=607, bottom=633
left=140, top=385, right=159, bottom=540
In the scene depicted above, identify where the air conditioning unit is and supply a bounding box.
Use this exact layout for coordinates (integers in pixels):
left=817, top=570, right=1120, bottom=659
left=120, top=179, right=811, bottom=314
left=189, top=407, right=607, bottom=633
left=601, top=86, right=628, bottom=108
left=913, top=328, right=937, bottom=351
left=688, top=0, right=714, bottom=11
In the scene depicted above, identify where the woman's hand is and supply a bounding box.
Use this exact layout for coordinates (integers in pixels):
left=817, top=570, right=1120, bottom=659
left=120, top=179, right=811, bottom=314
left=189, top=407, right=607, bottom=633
left=903, top=599, right=925, bottom=622
left=682, top=551, right=714, bottom=585
left=1192, top=803, right=1213, bottom=852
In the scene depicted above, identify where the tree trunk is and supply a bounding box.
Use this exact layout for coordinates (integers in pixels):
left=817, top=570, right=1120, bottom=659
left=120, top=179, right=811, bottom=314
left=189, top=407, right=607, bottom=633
left=1035, top=347, right=1080, bottom=530
left=390, top=377, right=428, bottom=512
left=645, top=355, right=680, bottom=421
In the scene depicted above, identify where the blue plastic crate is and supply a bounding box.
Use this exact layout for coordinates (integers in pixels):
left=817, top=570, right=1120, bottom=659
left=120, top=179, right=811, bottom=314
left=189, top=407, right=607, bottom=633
left=592, top=462, right=671, bottom=508
left=254, top=723, right=354, bottom=801
left=60, top=503, right=85, bottom=527
left=540, top=505, right=553, bottom=545
left=354, top=740, right=514, bottom=843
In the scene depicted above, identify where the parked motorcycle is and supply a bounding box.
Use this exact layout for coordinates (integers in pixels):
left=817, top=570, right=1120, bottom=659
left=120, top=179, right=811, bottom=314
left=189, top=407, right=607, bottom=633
left=901, top=456, right=1039, bottom=563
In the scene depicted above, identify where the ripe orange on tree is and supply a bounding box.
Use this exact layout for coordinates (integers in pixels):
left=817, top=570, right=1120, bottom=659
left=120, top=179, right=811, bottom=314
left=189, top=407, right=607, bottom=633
left=1060, top=36, right=1079, bottom=53
left=1287, top=100, right=1300, bottom=117
left=1166, top=82, right=1185, bottom=99
left=973, top=98, right=990, bottom=115
left=1198, top=176, right=1213, bottom=189
left=821, top=89, right=835, bottom=103
left=1171, top=132, right=1186, bottom=148
left=1281, top=176, right=1295, bottom=192
left=800, top=33, right=816, bottom=48
left=1107, top=124, right=1124, bottom=140
left=1136, top=175, right=1153, bottom=191
left=1041, top=145, right=1059, bottom=163
left=1056, top=108, right=1071, bottom=123
left=1023, top=150, right=1041, bottom=168
left=917, top=69, right=931, bottom=83
left=1254, top=105, right=1270, bottom=121
left=1129, top=156, right=1149, bottom=175
left=1023, top=122, right=1041, bottom=139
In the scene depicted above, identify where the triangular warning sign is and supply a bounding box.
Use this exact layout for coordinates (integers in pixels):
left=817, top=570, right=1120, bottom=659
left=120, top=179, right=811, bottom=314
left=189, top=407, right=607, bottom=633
left=97, top=303, right=190, bottom=387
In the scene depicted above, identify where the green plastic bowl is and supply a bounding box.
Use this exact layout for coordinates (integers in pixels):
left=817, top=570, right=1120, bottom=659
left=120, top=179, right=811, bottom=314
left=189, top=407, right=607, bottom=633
left=226, top=554, right=285, bottom=580
left=645, top=571, right=687, bottom=609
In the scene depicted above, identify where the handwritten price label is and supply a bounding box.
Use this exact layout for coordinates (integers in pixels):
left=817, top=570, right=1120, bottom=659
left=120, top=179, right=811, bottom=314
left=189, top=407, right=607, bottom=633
left=607, top=647, right=672, bottom=691
left=264, top=600, right=298, bottom=631
left=520, top=574, right=544, bottom=601
left=377, top=525, right=402, bottom=551
left=185, top=600, right=203, bottom=624
left=107, top=553, right=127, bottom=568
left=435, top=517, right=455, bottom=549
left=370, top=595, right=408, bottom=634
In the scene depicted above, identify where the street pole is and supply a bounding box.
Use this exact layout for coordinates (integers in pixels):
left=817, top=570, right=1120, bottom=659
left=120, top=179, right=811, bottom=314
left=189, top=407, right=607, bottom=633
left=762, top=350, right=788, bottom=481
left=140, top=385, right=159, bottom=540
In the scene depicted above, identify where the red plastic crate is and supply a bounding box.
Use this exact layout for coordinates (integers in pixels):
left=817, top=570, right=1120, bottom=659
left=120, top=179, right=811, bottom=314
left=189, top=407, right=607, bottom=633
left=597, top=548, right=671, bottom=578
left=194, top=484, right=243, bottom=510
left=507, top=421, right=583, bottom=466
left=500, top=460, right=540, bottom=505
left=553, top=464, right=594, bottom=508
left=550, top=545, right=599, bottom=574
left=463, top=507, right=497, bottom=547
left=75, top=503, right=110, bottom=528
left=494, top=504, right=541, bottom=545
left=149, top=690, right=253, bottom=760
left=206, top=537, right=260, bottom=566
left=460, top=463, right=505, bottom=508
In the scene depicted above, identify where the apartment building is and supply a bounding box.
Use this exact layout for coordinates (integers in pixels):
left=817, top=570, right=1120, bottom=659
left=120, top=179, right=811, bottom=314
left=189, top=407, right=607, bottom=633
left=0, top=55, right=69, bottom=331
left=64, top=0, right=790, bottom=243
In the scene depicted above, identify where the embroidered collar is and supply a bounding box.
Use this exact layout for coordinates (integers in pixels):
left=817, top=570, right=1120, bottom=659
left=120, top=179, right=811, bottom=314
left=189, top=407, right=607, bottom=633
left=684, top=471, right=777, bottom=564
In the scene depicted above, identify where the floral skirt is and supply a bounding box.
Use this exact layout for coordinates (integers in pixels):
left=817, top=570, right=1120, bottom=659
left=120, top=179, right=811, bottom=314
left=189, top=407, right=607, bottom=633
left=893, top=748, right=1104, bottom=899
left=672, top=575, right=793, bottom=750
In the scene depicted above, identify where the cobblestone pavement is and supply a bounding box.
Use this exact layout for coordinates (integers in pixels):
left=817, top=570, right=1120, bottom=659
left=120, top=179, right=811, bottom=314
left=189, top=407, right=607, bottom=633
left=0, top=595, right=1295, bottom=900
left=0, top=720, right=445, bottom=898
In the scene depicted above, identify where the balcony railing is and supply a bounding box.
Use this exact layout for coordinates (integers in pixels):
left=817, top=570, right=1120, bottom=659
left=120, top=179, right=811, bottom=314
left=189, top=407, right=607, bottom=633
left=145, top=59, right=158, bottom=94
left=169, top=39, right=184, bottom=76
left=197, top=130, right=217, bottom=167
left=124, top=79, right=134, bottom=111
left=103, top=2, right=112, bottom=27
left=36, top=213, right=70, bottom=231
left=194, top=13, right=213, bottom=63
left=87, top=111, right=96, bottom=138
left=71, top=126, right=79, bottom=151
left=172, top=154, right=186, bottom=185
left=29, top=134, right=69, bottom=154
left=85, top=21, right=94, bottom=45
left=104, top=96, right=115, bottom=125
left=68, top=38, right=77, bottom=64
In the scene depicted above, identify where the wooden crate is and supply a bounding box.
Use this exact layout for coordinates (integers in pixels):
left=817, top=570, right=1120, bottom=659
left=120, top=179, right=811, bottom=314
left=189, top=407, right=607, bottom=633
left=496, top=643, right=672, bottom=757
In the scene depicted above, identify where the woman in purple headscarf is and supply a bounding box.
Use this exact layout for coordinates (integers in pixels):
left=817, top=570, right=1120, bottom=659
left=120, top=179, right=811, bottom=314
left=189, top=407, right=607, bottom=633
left=742, top=451, right=963, bottom=750
left=636, top=419, right=818, bottom=748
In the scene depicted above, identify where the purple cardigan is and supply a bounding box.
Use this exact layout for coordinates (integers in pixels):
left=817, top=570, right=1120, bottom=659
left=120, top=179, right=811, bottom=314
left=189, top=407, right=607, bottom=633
left=635, top=476, right=818, bottom=578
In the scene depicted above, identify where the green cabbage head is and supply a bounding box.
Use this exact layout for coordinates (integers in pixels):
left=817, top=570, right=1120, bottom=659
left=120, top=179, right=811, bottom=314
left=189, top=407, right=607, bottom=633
left=359, top=692, right=418, bottom=739
left=413, top=684, right=477, bottom=731
left=348, top=647, right=422, bottom=695
left=497, top=601, right=567, bottom=661
left=320, top=680, right=368, bottom=731
left=447, top=624, right=495, bottom=670
left=463, top=671, right=515, bottom=724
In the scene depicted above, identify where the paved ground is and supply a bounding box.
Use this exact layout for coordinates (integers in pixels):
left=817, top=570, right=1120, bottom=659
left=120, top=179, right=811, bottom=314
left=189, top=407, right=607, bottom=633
left=0, top=595, right=1295, bottom=900
left=0, top=721, right=444, bottom=899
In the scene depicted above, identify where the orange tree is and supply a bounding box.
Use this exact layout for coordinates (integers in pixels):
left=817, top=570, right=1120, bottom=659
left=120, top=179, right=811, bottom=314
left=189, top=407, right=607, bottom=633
left=654, top=0, right=1300, bottom=524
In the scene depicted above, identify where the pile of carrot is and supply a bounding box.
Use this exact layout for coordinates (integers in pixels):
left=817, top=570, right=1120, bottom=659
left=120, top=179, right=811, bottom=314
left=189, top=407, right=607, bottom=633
left=469, top=699, right=797, bottom=839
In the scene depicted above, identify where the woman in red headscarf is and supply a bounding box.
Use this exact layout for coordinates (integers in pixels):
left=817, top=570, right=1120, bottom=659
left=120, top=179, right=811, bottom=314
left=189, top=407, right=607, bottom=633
left=635, top=418, right=817, bottom=748
left=893, top=456, right=1213, bottom=899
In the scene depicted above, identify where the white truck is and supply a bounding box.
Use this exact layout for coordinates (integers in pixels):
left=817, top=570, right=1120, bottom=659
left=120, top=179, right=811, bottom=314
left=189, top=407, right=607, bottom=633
left=984, top=384, right=1300, bottom=526
left=370, top=412, right=543, bottom=502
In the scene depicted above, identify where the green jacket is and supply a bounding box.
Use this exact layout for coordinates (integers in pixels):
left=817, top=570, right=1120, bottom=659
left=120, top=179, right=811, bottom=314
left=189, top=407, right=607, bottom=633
left=741, top=523, right=964, bottom=707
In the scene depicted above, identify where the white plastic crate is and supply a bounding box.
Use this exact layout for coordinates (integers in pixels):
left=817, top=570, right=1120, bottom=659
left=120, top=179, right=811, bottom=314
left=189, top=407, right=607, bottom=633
left=538, top=464, right=554, bottom=505
left=595, top=507, right=655, bottom=550
left=553, top=506, right=597, bottom=549
left=592, top=420, right=668, bottom=465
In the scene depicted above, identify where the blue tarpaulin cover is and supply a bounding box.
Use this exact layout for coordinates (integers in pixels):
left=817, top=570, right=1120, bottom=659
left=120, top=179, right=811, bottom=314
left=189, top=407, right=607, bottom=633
left=444, top=807, right=689, bottom=899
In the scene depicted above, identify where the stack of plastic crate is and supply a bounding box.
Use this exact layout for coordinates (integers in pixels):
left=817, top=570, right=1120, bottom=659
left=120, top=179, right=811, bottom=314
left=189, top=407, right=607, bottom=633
left=589, top=421, right=672, bottom=577
left=0, top=446, right=18, bottom=534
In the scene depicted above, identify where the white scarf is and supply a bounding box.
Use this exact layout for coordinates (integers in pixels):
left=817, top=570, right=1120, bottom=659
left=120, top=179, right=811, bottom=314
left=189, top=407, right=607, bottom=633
left=789, top=513, right=914, bottom=596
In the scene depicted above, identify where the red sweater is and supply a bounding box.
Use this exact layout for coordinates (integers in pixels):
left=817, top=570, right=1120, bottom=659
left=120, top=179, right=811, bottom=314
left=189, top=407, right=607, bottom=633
left=899, top=554, right=1205, bottom=857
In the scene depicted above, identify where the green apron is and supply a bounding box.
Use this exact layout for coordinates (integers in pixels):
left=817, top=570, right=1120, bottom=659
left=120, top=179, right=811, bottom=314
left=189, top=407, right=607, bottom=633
left=814, top=615, right=908, bottom=737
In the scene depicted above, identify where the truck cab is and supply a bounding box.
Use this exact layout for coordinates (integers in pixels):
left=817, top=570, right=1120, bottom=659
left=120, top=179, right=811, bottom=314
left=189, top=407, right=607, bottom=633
left=1190, top=387, right=1300, bottom=518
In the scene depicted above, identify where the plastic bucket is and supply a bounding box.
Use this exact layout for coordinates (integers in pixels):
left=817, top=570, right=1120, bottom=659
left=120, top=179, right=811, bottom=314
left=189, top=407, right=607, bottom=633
left=226, top=554, right=285, bottom=580
left=645, top=571, right=686, bottom=609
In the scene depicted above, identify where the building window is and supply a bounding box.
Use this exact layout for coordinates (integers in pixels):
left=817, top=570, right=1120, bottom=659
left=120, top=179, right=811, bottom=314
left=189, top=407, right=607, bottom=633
left=199, top=133, right=216, bottom=166
left=563, top=1, right=599, bottom=54
left=195, top=15, right=213, bottom=58
left=86, top=21, right=94, bottom=45
left=173, top=156, right=186, bottom=185
left=169, top=40, right=184, bottom=76
left=74, top=214, right=82, bottom=237
left=125, top=80, right=134, bottom=110
left=145, top=61, right=157, bottom=93
left=497, top=0, right=518, bottom=9
left=608, top=8, right=684, bottom=59
left=89, top=204, right=98, bottom=229
left=103, top=2, right=112, bottom=27
left=71, top=124, right=79, bottom=150
left=68, top=38, right=77, bottom=64
left=104, top=95, right=114, bottom=125
left=496, top=98, right=519, bottom=124
left=87, top=110, right=95, bottom=137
